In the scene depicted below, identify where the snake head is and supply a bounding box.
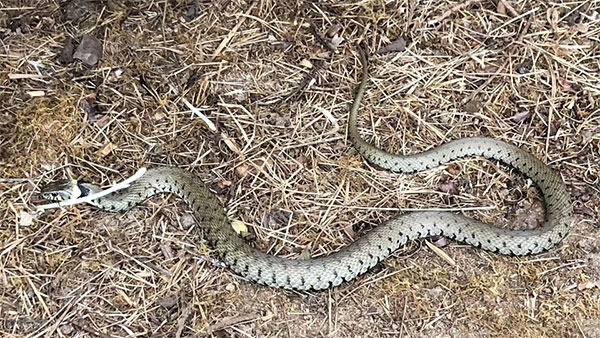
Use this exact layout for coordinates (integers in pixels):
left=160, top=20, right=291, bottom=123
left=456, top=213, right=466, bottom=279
left=39, top=180, right=83, bottom=202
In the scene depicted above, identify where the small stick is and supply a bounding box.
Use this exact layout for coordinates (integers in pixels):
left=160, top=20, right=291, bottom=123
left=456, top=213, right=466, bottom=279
left=211, top=3, right=255, bottom=60
left=35, top=168, right=147, bottom=213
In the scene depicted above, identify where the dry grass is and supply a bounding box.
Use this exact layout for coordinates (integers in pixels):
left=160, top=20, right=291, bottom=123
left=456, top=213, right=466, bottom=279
left=1, top=0, right=600, bottom=337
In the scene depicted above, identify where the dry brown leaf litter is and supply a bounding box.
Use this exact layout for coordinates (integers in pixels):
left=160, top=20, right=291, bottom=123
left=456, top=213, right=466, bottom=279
left=1, top=0, right=600, bottom=337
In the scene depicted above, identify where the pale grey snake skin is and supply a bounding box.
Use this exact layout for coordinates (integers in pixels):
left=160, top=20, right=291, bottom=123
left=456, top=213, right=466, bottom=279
left=41, top=49, right=573, bottom=291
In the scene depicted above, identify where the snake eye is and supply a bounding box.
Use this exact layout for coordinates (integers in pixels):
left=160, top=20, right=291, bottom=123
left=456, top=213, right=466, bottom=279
left=40, top=180, right=79, bottom=202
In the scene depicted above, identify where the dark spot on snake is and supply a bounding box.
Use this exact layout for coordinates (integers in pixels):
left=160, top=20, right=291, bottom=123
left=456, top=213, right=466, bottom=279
left=502, top=241, right=507, bottom=247
left=257, top=268, right=262, bottom=277
left=471, top=232, right=476, bottom=239
left=243, top=264, right=249, bottom=273
left=358, top=259, right=364, bottom=266
left=328, top=281, right=333, bottom=288
left=387, top=247, right=393, bottom=254
left=458, top=228, right=462, bottom=234
left=487, top=239, right=491, bottom=244
left=368, top=253, right=374, bottom=260
left=533, top=242, right=539, bottom=247
left=377, top=245, right=382, bottom=251
left=271, top=274, right=276, bottom=285
left=547, top=238, right=552, bottom=243
left=286, top=276, right=291, bottom=285
left=317, top=276, right=322, bottom=283
left=301, top=276, right=306, bottom=285
left=517, top=243, right=522, bottom=249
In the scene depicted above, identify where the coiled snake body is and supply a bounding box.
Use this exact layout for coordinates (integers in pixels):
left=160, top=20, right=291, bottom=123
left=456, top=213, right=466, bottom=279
left=41, top=51, right=573, bottom=290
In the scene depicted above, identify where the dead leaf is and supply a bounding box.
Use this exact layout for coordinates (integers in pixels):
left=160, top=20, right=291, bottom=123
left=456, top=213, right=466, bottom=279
left=299, top=58, right=313, bottom=69
left=511, top=111, right=530, bottom=123
left=221, top=133, right=241, bottom=155
left=59, top=37, right=75, bottom=64
left=513, top=199, right=544, bottom=230
left=439, top=182, right=459, bottom=195
left=572, top=24, right=588, bottom=33
left=559, top=78, right=582, bottom=93
left=218, top=180, right=232, bottom=190
left=343, top=223, right=356, bottom=239
left=235, top=164, right=249, bottom=178
left=377, top=37, right=407, bottom=54
left=98, top=142, right=116, bottom=157
left=578, top=280, right=599, bottom=291
left=326, top=23, right=342, bottom=38
left=497, top=1, right=506, bottom=15
left=157, top=295, right=178, bottom=308
left=264, top=209, right=292, bottom=227
left=446, top=165, right=460, bottom=176
left=19, top=210, right=33, bottom=226
left=330, top=34, right=344, bottom=49
left=73, top=35, right=103, bottom=66
left=231, top=220, right=248, bottom=234
left=463, top=99, right=481, bottom=113
left=433, top=236, right=449, bottom=248
left=81, top=97, right=103, bottom=123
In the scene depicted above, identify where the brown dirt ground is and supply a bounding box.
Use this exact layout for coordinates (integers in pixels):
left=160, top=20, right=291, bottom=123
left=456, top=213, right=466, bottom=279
left=1, top=0, right=600, bottom=337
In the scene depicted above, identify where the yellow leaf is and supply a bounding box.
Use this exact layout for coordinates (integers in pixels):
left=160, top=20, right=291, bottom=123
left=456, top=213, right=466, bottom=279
left=231, top=220, right=248, bottom=234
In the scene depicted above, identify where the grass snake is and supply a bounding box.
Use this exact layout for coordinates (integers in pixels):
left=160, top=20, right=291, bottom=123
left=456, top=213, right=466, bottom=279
left=41, top=49, right=573, bottom=290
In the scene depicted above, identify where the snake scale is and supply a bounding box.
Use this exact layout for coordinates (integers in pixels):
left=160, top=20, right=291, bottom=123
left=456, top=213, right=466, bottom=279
left=41, top=49, right=573, bottom=291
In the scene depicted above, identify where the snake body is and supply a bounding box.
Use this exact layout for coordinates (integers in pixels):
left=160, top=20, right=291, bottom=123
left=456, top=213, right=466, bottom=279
left=41, top=51, right=573, bottom=290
